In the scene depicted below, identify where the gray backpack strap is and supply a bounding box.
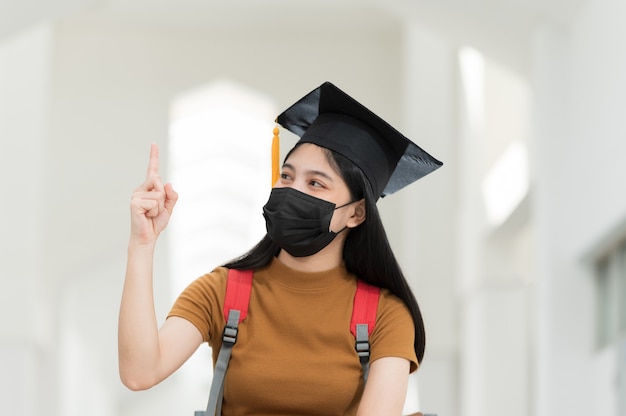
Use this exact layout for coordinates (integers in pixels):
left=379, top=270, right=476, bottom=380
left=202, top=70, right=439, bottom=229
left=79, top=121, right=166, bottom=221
left=196, top=309, right=241, bottom=416
left=355, top=323, right=371, bottom=383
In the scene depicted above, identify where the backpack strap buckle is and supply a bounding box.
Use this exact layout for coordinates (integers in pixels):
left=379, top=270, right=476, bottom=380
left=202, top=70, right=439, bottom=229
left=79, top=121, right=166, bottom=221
left=222, top=310, right=240, bottom=347
left=355, top=323, right=370, bottom=364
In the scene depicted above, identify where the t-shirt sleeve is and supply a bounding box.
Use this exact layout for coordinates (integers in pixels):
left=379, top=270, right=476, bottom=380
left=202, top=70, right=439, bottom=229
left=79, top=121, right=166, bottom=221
left=167, top=267, right=228, bottom=344
left=369, top=289, right=419, bottom=373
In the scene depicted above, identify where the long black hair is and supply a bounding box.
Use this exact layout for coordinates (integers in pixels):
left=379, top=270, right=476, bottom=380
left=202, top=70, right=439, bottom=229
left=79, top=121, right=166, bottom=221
left=223, top=144, right=426, bottom=363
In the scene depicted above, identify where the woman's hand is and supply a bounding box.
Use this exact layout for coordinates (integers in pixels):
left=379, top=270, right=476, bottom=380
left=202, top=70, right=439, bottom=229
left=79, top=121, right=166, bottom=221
left=130, top=143, right=178, bottom=245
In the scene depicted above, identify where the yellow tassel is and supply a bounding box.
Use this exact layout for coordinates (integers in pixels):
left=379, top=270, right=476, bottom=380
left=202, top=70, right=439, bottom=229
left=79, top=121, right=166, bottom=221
left=271, top=124, right=280, bottom=186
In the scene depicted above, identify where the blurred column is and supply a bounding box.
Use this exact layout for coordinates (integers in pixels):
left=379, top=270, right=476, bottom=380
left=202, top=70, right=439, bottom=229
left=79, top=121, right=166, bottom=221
left=0, top=24, right=53, bottom=416
left=400, top=22, right=459, bottom=416
left=529, top=24, right=572, bottom=416
left=620, top=340, right=626, bottom=416
left=457, top=44, right=534, bottom=416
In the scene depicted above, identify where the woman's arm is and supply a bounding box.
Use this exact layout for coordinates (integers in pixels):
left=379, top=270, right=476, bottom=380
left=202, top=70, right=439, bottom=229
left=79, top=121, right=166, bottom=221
left=119, top=246, right=203, bottom=390
left=357, top=357, right=410, bottom=416
left=118, top=144, right=201, bottom=390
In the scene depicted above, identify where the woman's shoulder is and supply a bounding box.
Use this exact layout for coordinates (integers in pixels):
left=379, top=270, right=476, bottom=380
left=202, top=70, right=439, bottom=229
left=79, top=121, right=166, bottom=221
left=376, top=287, right=405, bottom=304
left=200, top=266, right=229, bottom=282
left=370, top=287, right=418, bottom=370
left=375, top=288, right=412, bottom=320
left=168, top=266, right=232, bottom=343
left=179, top=266, right=230, bottom=298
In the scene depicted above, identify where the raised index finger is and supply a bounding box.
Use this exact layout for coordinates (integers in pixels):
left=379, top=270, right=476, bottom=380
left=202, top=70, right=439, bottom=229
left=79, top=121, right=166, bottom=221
left=146, top=143, right=159, bottom=179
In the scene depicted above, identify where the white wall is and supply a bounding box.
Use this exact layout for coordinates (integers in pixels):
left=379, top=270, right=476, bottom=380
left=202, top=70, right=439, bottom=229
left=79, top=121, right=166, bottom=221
left=0, top=23, right=53, bottom=416
left=531, top=0, right=626, bottom=415
left=396, top=22, right=459, bottom=416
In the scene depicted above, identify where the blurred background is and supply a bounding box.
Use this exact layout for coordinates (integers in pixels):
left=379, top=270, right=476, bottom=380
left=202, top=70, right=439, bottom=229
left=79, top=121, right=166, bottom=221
left=1, top=0, right=625, bottom=415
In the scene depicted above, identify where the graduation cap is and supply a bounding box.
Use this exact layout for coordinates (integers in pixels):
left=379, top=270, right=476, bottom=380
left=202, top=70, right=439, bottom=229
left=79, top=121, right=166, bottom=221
left=273, top=82, right=442, bottom=199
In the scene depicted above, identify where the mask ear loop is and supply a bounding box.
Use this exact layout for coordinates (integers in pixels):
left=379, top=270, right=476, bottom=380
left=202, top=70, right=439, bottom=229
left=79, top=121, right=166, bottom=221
left=334, top=200, right=356, bottom=210
left=329, top=200, right=357, bottom=233
left=331, top=225, right=349, bottom=235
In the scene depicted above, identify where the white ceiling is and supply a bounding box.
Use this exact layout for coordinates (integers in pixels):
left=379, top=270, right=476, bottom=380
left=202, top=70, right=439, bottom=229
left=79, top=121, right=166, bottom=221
left=0, top=0, right=388, bottom=40
left=0, top=0, right=585, bottom=78
left=0, top=0, right=585, bottom=40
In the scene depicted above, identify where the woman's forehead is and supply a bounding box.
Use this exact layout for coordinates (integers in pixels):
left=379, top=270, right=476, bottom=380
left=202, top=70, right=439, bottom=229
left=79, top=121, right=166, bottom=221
left=284, top=143, right=330, bottom=168
left=284, top=144, right=346, bottom=184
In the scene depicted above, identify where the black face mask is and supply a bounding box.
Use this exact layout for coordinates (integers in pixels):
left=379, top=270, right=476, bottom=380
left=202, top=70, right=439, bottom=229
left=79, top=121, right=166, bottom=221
left=262, top=187, right=352, bottom=258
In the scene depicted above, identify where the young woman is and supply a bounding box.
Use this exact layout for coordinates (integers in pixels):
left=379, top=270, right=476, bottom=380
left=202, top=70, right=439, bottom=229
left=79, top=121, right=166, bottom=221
left=118, top=82, right=442, bottom=415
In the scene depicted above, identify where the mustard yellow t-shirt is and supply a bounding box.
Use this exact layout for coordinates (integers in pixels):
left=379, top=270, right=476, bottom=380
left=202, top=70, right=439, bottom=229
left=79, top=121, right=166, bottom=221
left=168, top=257, right=418, bottom=415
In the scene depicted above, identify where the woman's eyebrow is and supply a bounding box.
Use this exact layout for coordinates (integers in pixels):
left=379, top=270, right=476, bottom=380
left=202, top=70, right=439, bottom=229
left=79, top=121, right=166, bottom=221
left=282, top=162, right=334, bottom=182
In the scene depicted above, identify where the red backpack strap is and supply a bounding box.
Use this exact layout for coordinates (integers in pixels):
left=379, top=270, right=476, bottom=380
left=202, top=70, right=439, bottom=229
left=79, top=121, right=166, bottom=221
left=350, top=279, right=380, bottom=337
left=200, top=269, right=254, bottom=416
left=350, top=280, right=380, bottom=384
left=223, top=268, right=253, bottom=323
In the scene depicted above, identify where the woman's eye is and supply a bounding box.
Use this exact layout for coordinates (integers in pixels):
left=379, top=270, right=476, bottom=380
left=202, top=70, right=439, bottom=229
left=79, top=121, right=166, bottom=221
left=309, top=180, right=324, bottom=188
left=280, top=173, right=291, bottom=180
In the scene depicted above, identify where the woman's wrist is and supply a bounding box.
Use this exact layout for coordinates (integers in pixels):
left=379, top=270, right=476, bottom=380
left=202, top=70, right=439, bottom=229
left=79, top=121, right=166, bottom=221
left=128, top=237, right=157, bottom=255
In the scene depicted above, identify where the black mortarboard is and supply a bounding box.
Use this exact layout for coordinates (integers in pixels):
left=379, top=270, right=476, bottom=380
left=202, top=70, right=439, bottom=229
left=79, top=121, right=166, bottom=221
left=276, top=82, right=443, bottom=198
